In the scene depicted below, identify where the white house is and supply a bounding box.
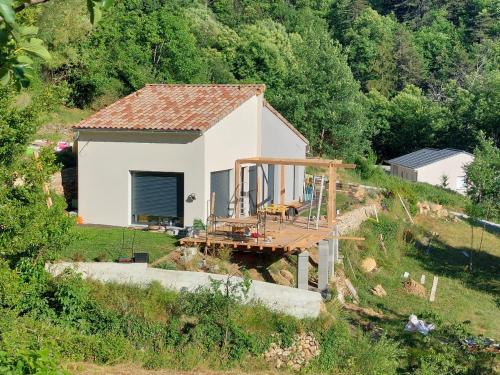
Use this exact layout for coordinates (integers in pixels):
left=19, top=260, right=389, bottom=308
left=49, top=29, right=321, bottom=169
left=387, top=148, right=474, bottom=193
left=74, top=84, right=308, bottom=227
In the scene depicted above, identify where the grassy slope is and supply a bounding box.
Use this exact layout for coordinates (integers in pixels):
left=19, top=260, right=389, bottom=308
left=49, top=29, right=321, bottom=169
left=38, top=106, right=94, bottom=141
left=339, top=201, right=499, bottom=337
left=62, top=225, right=177, bottom=262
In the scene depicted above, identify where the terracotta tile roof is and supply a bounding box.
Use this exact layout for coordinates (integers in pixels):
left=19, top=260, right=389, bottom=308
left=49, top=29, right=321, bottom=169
left=73, top=84, right=266, bottom=132
left=263, top=101, right=308, bottom=144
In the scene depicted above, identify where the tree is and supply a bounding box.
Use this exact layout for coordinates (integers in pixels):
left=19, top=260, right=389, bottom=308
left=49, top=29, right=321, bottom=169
left=0, top=0, right=112, bottom=87
left=0, top=85, right=74, bottom=264
left=367, top=85, right=446, bottom=159
left=464, top=133, right=500, bottom=220
left=272, top=16, right=370, bottom=158
left=440, top=174, right=449, bottom=188
left=343, top=8, right=398, bottom=95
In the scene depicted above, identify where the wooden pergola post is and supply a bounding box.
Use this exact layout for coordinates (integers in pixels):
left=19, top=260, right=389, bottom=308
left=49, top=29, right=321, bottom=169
left=234, top=160, right=241, bottom=218
left=327, top=164, right=337, bottom=226
left=280, top=165, right=285, bottom=204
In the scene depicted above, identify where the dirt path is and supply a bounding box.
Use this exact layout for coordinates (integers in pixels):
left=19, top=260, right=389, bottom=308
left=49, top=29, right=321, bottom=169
left=65, top=363, right=279, bottom=375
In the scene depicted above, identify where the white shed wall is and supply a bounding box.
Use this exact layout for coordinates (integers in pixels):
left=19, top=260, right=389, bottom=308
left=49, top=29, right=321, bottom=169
left=416, top=153, right=474, bottom=193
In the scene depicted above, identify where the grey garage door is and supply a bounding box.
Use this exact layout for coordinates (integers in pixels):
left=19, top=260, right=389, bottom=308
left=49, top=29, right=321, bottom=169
left=210, top=169, right=230, bottom=217
left=131, top=172, right=184, bottom=224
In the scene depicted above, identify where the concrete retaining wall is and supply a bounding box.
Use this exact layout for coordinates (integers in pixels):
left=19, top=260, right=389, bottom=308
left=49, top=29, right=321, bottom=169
left=46, top=262, right=323, bottom=319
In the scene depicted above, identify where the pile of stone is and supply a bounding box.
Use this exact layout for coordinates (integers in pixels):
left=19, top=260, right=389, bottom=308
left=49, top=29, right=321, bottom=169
left=263, top=332, right=320, bottom=370
left=417, top=201, right=449, bottom=218
left=403, top=278, right=427, bottom=298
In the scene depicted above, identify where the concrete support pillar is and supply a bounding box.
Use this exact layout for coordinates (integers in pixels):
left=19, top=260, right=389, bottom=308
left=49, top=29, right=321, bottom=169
left=297, top=251, right=309, bottom=290
left=332, top=225, right=340, bottom=264
left=318, top=240, right=329, bottom=292
left=328, top=238, right=334, bottom=280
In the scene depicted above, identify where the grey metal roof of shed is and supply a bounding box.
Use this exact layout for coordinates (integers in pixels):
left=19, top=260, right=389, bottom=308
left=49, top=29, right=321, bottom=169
left=387, top=148, right=472, bottom=169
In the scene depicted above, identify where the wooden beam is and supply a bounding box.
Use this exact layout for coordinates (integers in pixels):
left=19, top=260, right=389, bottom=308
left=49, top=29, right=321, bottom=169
left=234, top=161, right=240, bottom=218
left=210, top=192, right=215, bottom=216
left=237, top=156, right=356, bottom=169
left=327, top=165, right=337, bottom=226
left=280, top=165, right=285, bottom=204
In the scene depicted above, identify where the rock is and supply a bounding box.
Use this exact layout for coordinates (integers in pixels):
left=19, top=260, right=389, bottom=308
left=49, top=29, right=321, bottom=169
left=263, top=332, right=320, bottom=370
left=371, top=284, right=387, bottom=297
left=403, top=278, right=427, bottom=298
left=280, top=269, right=295, bottom=283
left=50, top=172, right=64, bottom=195
left=430, top=203, right=443, bottom=212
left=353, top=186, right=366, bottom=199
left=182, top=247, right=198, bottom=262
left=361, top=257, right=377, bottom=273
left=270, top=271, right=291, bottom=286
left=437, top=208, right=448, bottom=218
left=247, top=268, right=264, bottom=281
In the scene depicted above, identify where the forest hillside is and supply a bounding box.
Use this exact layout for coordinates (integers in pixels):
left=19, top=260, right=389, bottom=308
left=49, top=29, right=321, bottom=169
left=5, top=0, right=499, bottom=161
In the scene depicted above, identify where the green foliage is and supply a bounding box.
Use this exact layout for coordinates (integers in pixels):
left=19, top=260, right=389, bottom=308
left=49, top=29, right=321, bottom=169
left=0, top=0, right=113, bottom=87
left=192, top=218, right=205, bottom=231
left=310, top=319, right=401, bottom=374
left=464, top=132, right=500, bottom=220
left=0, top=347, right=65, bottom=374
left=344, top=7, right=398, bottom=95
left=0, top=261, right=22, bottom=309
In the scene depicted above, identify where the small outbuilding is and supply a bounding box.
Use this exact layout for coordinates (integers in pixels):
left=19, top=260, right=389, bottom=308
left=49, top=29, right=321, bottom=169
left=73, top=84, right=308, bottom=227
left=386, top=148, right=474, bottom=194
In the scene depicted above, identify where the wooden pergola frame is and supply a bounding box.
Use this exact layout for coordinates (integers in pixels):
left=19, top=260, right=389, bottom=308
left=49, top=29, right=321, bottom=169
left=234, top=157, right=356, bottom=226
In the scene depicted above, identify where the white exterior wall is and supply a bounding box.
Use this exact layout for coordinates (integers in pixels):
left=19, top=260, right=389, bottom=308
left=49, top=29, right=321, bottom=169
left=260, top=106, right=307, bottom=203
left=77, top=94, right=308, bottom=227
left=204, top=95, right=262, bottom=216
left=415, top=153, right=474, bottom=193
left=77, top=130, right=206, bottom=227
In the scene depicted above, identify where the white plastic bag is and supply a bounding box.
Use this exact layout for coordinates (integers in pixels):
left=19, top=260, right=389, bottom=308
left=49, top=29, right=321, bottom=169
left=404, top=314, right=435, bottom=335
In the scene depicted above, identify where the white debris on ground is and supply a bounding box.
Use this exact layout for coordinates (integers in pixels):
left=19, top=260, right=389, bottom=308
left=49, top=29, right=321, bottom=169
left=263, top=332, right=320, bottom=370
left=405, top=314, right=435, bottom=335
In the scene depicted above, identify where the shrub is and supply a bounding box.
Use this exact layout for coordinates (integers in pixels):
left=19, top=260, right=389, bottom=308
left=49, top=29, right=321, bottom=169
left=52, top=270, right=91, bottom=325
left=310, top=319, right=401, bottom=374
left=217, top=247, right=233, bottom=263
left=0, top=348, right=65, bottom=375
left=0, top=261, right=22, bottom=310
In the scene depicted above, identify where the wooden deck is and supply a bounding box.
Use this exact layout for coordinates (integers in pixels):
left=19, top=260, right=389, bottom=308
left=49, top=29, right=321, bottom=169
left=179, top=216, right=333, bottom=252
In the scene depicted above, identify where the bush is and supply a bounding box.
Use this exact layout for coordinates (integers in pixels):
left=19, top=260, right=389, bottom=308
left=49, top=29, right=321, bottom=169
left=0, top=261, right=22, bottom=310
left=310, top=319, right=401, bottom=374
left=52, top=270, right=91, bottom=325
left=0, top=348, right=65, bottom=375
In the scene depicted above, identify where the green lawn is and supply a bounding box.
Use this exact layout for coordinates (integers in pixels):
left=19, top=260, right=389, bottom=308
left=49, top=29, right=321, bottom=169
left=62, top=225, right=178, bottom=263
left=338, top=206, right=500, bottom=338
